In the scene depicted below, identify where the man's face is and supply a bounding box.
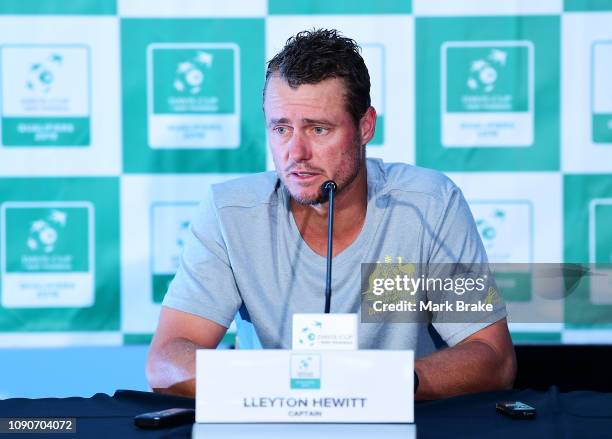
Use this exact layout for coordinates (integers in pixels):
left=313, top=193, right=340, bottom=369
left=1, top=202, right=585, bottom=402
left=264, top=75, right=365, bottom=205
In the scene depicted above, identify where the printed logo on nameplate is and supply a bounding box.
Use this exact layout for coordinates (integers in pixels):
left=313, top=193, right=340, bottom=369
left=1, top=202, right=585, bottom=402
left=292, top=313, right=358, bottom=350
left=592, top=41, right=612, bottom=144
left=0, top=45, right=91, bottom=147
left=1, top=202, right=95, bottom=308
left=441, top=41, right=534, bottom=147
left=150, top=202, right=198, bottom=303
left=146, top=43, right=240, bottom=149
left=290, top=354, right=321, bottom=390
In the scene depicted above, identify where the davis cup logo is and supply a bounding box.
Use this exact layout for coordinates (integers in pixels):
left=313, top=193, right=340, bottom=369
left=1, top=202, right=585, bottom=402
left=475, top=208, right=505, bottom=249
left=298, top=320, right=323, bottom=348
left=1, top=202, right=95, bottom=308
left=26, top=209, right=66, bottom=254
left=150, top=202, right=198, bottom=303
left=173, top=51, right=212, bottom=95
left=441, top=40, right=534, bottom=147
left=466, top=49, right=506, bottom=94
left=0, top=45, right=91, bottom=147
left=176, top=219, right=190, bottom=248
left=290, top=354, right=321, bottom=389
left=589, top=199, right=612, bottom=304
left=146, top=42, right=241, bottom=148
left=471, top=201, right=533, bottom=301
left=471, top=201, right=532, bottom=263
left=298, top=357, right=312, bottom=371
left=26, top=52, right=63, bottom=94
left=592, top=41, right=612, bottom=143
left=454, top=45, right=525, bottom=113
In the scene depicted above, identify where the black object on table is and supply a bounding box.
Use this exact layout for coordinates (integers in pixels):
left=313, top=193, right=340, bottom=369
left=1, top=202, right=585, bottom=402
left=1, top=387, right=611, bottom=438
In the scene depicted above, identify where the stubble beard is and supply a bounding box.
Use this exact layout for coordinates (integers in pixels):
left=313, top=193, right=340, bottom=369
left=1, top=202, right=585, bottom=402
left=286, top=134, right=365, bottom=206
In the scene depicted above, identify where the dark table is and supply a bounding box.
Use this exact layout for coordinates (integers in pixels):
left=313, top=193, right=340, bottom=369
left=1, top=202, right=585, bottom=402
left=1, top=387, right=611, bottom=438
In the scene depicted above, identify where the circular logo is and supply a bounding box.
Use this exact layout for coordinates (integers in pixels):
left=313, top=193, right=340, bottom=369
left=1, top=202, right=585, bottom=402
left=27, top=220, right=59, bottom=253
left=298, top=321, right=322, bottom=347
left=26, top=53, right=63, bottom=94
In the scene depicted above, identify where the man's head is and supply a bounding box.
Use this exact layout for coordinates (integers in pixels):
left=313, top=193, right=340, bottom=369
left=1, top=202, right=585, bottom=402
left=263, top=29, right=376, bottom=205
left=264, top=29, right=371, bottom=126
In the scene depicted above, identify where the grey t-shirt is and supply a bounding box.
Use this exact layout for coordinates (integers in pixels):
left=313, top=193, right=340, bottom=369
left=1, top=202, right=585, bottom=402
left=163, top=158, right=506, bottom=357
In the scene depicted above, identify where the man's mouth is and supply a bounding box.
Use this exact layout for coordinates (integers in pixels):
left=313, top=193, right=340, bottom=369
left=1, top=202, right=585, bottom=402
left=289, top=172, right=320, bottom=185
left=288, top=171, right=320, bottom=181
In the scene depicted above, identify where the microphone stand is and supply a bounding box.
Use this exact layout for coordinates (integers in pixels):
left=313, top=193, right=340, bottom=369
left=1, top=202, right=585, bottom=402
left=322, top=180, right=337, bottom=314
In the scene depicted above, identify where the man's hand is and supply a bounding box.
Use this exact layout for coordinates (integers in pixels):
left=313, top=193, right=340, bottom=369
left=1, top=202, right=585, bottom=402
left=146, top=306, right=227, bottom=397
left=414, top=318, right=516, bottom=400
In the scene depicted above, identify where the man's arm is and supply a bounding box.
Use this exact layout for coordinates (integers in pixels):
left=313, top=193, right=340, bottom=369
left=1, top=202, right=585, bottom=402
left=414, top=318, right=516, bottom=401
left=146, top=306, right=228, bottom=397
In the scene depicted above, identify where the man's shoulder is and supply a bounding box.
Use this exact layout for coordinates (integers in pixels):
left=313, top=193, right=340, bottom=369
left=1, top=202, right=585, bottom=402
left=209, top=171, right=280, bottom=209
left=372, top=159, right=459, bottom=203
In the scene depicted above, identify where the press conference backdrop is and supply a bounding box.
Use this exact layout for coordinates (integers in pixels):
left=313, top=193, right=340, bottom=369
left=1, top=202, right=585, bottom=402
left=0, top=0, right=611, bottom=355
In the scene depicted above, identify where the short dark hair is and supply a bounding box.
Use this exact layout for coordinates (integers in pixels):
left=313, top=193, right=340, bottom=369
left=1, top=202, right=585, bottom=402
left=264, top=28, right=371, bottom=125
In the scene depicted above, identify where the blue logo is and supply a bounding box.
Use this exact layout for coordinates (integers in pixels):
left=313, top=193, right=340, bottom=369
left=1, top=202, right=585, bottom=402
left=298, top=320, right=322, bottom=348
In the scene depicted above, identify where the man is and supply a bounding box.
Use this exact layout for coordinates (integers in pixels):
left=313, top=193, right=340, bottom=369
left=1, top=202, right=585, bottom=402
left=147, top=29, right=516, bottom=399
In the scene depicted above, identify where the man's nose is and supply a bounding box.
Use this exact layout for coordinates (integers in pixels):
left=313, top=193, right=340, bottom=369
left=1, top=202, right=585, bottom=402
left=287, top=131, right=312, bottom=163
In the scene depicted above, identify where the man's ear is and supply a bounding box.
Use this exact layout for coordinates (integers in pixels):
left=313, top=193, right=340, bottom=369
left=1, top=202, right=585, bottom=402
left=359, top=106, right=377, bottom=146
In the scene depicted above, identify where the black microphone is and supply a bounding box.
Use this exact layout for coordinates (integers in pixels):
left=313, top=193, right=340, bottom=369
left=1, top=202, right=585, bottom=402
left=321, top=180, right=337, bottom=313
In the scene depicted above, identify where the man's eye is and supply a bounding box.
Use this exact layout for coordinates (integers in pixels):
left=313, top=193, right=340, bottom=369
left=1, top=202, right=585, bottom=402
left=313, top=127, right=327, bottom=135
left=274, top=126, right=288, bottom=135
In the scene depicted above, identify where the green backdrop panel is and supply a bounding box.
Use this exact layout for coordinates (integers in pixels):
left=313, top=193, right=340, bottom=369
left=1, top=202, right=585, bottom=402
left=564, top=174, right=612, bottom=329
left=0, top=0, right=116, bottom=15
left=565, top=0, right=612, bottom=11
left=269, top=0, right=411, bottom=15
left=416, top=16, right=560, bottom=171
left=121, top=18, right=266, bottom=173
left=0, top=178, right=120, bottom=332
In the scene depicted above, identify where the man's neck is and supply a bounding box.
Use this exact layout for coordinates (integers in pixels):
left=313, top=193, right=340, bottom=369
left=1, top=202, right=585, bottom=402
left=290, top=168, right=368, bottom=257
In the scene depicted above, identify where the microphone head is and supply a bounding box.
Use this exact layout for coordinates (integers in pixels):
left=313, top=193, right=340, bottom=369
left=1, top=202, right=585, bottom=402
left=320, top=180, right=337, bottom=195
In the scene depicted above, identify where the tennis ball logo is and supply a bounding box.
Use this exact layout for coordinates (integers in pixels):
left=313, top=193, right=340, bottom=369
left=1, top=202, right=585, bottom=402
left=26, top=210, right=67, bottom=254
left=298, top=320, right=322, bottom=347
left=26, top=53, right=63, bottom=94
left=176, top=220, right=190, bottom=248
left=467, top=49, right=507, bottom=93
left=173, top=51, right=213, bottom=95
left=298, top=357, right=313, bottom=372
left=170, top=220, right=191, bottom=268
left=476, top=209, right=506, bottom=246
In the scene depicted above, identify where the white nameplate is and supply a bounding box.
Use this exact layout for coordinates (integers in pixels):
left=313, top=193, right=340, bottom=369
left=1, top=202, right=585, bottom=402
left=193, top=423, right=417, bottom=438
left=196, top=350, right=414, bottom=423
left=292, top=313, right=358, bottom=350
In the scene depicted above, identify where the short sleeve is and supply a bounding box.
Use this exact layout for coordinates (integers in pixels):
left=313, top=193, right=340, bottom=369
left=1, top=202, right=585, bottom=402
left=427, top=185, right=507, bottom=347
left=162, top=191, right=242, bottom=328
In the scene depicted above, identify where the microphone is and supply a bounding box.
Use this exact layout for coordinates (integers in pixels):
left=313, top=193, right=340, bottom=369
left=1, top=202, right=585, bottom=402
left=320, top=180, right=337, bottom=313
